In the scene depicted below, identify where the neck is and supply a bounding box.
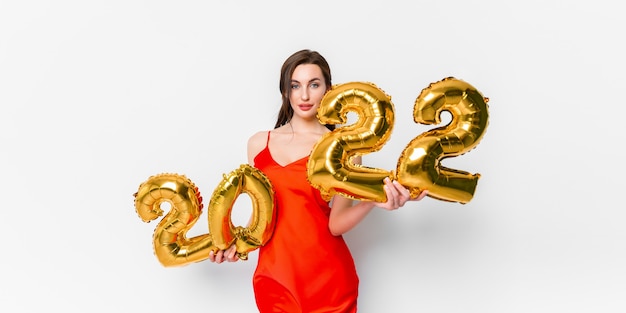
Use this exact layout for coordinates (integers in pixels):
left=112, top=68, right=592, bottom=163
left=287, top=117, right=325, bottom=133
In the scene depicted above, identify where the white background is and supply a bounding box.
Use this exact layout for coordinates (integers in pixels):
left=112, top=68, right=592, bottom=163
left=1, top=1, right=624, bottom=312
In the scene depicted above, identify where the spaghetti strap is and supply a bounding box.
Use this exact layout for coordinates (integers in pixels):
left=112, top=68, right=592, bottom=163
left=266, top=131, right=271, bottom=147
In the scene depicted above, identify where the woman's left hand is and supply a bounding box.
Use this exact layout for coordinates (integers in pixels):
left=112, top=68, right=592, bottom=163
left=375, top=177, right=428, bottom=211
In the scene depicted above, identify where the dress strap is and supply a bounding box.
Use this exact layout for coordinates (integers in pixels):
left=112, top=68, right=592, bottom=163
left=266, top=131, right=271, bottom=147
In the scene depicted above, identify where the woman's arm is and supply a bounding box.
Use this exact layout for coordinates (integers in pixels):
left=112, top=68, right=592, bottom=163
left=328, top=157, right=428, bottom=236
left=328, top=193, right=375, bottom=236
left=247, top=131, right=268, bottom=164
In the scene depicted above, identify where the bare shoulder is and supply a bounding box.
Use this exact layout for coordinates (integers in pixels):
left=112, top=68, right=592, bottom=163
left=247, top=130, right=269, bottom=163
left=247, top=130, right=268, bottom=148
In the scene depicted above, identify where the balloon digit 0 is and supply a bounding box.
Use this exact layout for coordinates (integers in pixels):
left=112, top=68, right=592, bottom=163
left=209, top=164, right=276, bottom=260
left=307, top=82, right=395, bottom=203
left=395, top=77, right=489, bottom=204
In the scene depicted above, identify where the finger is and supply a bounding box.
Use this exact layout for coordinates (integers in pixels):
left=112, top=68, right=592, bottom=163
left=382, top=184, right=396, bottom=209
left=393, top=180, right=411, bottom=203
left=226, top=245, right=237, bottom=261
left=421, top=190, right=429, bottom=199
left=385, top=178, right=400, bottom=205
left=210, top=250, right=224, bottom=263
left=216, top=250, right=225, bottom=263
left=414, top=190, right=428, bottom=201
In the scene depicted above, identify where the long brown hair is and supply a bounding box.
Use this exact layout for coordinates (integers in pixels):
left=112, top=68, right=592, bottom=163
left=274, top=49, right=335, bottom=130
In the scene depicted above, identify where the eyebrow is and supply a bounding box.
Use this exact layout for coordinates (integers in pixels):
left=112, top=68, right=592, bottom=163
left=291, top=78, right=322, bottom=84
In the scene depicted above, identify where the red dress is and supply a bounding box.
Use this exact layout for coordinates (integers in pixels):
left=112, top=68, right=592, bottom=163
left=252, top=131, right=359, bottom=313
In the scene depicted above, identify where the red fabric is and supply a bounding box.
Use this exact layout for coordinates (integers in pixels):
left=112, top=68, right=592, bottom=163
left=252, top=132, right=359, bottom=313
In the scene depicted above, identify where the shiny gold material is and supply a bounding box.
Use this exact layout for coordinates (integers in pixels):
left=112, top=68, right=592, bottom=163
left=307, top=82, right=394, bottom=203
left=133, top=164, right=275, bottom=266
left=134, top=173, right=212, bottom=267
left=208, top=164, right=276, bottom=261
left=395, top=77, right=489, bottom=204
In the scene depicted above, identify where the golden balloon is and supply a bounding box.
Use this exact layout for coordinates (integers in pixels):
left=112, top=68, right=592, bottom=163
left=134, top=173, right=212, bottom=267
left=208, top=164, right=277, bottom=260
left=395, top=77, right=490, bottom=204
left=307, top=81, right=395, bottom=203
left=133, top=164, right=275, bottom=266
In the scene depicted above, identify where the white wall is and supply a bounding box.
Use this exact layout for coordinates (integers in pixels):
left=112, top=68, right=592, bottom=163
left=1, top=1, right=624, bottom=312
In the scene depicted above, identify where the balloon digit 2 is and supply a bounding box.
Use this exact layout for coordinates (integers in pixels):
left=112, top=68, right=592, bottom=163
left=134, top=173, right=214, bottom=267
left=307, top=82, right=395, bottom=203
left=395, top=77, right=490, bottom=204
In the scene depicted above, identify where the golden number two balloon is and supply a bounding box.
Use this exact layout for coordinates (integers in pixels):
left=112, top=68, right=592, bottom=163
left=133, top=164, right=276, bottom=267
left=307, top=82, right=394, bottom=203
left=395, top=77, right=490, bottom=204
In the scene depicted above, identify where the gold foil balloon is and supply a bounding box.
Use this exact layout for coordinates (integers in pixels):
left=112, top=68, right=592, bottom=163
left=307, top=82, right=394, bottom=203
left=134, top=173, right=212, bottom=267
left=133, top=164, right=275, bottom=266
left=395, top=77, right=489, bottom=204
left=208, top=164, right=276, bottom=260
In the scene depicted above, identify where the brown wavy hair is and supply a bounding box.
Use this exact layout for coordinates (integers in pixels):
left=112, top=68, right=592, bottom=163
left=274, top=49, right=335, bottom=130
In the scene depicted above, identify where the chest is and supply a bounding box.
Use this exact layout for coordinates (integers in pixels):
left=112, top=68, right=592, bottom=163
left=268, top=133, right=320, bottom=167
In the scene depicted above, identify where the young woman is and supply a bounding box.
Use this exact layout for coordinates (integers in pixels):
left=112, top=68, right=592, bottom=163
left=210, top=49, right=428, bottom=312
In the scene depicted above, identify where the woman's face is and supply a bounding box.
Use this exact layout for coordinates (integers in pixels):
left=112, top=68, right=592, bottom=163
left=289, top=63, right=327, bottom=120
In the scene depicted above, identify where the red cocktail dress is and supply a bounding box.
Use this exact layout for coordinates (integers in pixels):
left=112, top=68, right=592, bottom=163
left=252, top=131, right=359, bottom=312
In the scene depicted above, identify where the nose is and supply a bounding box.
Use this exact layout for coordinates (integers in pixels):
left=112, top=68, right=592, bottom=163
left=300, top=86, right=310, bottom=100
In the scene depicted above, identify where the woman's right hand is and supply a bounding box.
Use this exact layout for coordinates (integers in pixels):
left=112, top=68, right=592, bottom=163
left=209, top=244, right=239, bottom=264
left=375, top=177, right=428, bottom=211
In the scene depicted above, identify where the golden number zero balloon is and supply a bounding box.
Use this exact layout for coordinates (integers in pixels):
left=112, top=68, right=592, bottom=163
left=209, top=164, right=277, bottom=260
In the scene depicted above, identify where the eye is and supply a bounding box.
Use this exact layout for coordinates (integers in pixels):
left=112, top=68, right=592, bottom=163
left=310, top=82, right=320, bottom=88
left=291, top=84, right=300, bottom=90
